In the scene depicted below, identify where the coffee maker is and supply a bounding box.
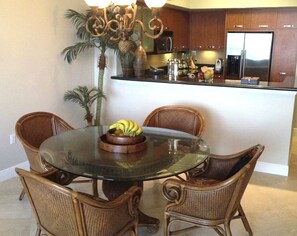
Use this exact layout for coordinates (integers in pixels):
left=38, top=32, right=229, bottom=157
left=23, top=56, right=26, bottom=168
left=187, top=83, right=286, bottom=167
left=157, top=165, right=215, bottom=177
left=215, top=58, right=223, bottom=73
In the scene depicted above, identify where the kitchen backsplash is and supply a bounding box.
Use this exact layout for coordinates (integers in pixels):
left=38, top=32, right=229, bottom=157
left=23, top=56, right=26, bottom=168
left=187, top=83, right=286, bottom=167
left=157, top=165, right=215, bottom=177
left=147, top=50, right=225, bottom=68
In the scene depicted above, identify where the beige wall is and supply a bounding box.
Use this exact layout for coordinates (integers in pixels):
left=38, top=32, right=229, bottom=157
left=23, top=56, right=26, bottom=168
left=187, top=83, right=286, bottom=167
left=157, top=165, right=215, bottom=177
left=167, top=0, right=297, bottom=9
left=0, top=0, right=94, bottom=172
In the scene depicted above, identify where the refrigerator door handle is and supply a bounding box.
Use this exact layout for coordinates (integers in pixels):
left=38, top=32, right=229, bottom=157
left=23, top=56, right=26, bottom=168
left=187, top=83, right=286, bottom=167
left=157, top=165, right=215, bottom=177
left=239, top=50, right=244, bottom=79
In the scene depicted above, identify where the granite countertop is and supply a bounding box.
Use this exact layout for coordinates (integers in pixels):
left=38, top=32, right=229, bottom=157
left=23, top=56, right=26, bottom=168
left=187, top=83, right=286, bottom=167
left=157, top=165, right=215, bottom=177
left=111, top=73, right=297, bottom=91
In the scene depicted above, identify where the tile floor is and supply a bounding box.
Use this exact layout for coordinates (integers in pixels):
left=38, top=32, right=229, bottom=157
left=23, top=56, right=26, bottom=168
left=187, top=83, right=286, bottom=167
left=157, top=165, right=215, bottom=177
left=1, top=145, right=297, bottom=236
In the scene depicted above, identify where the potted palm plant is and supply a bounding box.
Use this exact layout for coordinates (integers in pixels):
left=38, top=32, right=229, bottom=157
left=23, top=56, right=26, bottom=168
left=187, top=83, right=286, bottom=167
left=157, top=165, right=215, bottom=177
left=64, top=86, right=105, bottom=126
left=61, top=9, right=118, bottom=126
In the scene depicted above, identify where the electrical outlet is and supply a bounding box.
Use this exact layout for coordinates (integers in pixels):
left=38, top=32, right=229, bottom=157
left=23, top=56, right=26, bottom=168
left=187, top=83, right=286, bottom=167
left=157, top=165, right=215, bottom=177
left=10, top=133, right=16, bottom=144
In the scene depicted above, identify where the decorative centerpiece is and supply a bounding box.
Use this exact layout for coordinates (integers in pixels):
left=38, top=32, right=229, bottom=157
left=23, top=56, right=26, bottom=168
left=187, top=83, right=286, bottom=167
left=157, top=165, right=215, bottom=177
left=99, top=119, right=147, bottom=153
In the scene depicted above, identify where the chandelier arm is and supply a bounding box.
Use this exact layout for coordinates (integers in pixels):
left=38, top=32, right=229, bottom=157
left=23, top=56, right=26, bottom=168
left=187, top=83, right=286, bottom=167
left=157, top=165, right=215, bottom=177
left=102, top=7, right=110, bottom=27
left=86, top=16, right=107, bottom=37
left=128, top=3, right=137, bottom=31
left=108, top=21, right=122, bottom=41
left=85, top=3, right=166, bottom=41
left=106, top=19, right=120, bottom=33
left=135, top=18, right=164, bottom=39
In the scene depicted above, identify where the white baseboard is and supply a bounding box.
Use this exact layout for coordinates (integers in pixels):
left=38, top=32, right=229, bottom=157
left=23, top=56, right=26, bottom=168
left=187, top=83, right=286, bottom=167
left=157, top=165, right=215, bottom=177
left=0, top=161, right=29, bottom=182
left=255, top=161, right=288, bottom=176
left=0, top=160, right=289, bottom=182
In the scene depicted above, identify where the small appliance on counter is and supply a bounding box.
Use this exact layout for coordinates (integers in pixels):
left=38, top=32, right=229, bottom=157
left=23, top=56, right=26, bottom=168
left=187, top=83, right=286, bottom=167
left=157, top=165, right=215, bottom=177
left=149, top=66, right=164, bottom=79
left=241, top=77, right=260, bottom=85
left=215, top=58, right=223, bottom=73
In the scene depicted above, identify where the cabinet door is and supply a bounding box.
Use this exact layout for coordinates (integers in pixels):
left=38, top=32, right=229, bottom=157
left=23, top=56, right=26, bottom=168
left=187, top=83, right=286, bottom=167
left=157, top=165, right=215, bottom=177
left=276, top=9, right=297, bottom=29
left=190, top=11, right=225, bottom=50
left=161, top=8, right=189, bottom=51
left=225, top=10, right=252, bottom=30
left=171, top=9, right=189, bottom=51
left=189, top=12, right=205, bottom=50
left=215, top=11, right=226, bottom=50
left=250, top=9, right=277, bottom=30
left=160, top=8, right=189, bottom=51
left=270, top=29, right=297, bottom=82
left=204, top=12, right=218, bottom=49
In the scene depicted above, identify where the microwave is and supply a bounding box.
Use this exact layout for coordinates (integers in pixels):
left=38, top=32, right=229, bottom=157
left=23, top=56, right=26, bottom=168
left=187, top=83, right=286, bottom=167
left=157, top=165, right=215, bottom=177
left=154, top=30, right=173, bottom=54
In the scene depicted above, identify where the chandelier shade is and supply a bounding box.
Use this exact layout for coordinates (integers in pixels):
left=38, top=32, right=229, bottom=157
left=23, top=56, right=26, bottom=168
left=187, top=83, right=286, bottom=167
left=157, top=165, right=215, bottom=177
left=144, top=0, right=167, bottom=8
left=112, top=0, right=136, bottom=6
left=84, top=0, right=111, bottom=8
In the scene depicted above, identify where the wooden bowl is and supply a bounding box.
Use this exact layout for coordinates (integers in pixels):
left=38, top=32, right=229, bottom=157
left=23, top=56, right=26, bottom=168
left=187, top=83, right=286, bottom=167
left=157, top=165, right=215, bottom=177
left=106, top=129, right=144, bottom=145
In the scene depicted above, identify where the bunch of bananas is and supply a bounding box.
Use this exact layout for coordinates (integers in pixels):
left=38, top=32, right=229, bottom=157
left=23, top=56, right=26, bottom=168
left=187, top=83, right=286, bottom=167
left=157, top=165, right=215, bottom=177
left=109, top=119, right=143, bottom=137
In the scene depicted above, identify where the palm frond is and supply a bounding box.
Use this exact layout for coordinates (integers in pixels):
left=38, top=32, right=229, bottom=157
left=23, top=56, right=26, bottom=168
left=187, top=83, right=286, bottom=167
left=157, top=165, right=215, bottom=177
left=64, top=86, right=104, bottom=109
left=76, top=26, right=93, bottom=42
left=61, top=42, right=93, bottom=63
left=65, top=9, right=87, bottom=30
left=64, top=91, right=86, bottom=108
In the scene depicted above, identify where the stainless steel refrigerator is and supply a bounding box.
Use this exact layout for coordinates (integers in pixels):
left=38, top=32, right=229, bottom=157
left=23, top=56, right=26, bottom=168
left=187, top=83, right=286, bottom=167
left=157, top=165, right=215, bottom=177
left=225, top=32, right=273, bottom=81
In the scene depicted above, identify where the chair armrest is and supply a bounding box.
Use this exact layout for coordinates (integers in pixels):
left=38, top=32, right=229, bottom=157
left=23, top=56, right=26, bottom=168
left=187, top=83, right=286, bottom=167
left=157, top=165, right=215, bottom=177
left=77, top=185, right=142, bottom=216
left=162, top=177, right=240, bottom=219
left=76, top=186, right=142, bottom=235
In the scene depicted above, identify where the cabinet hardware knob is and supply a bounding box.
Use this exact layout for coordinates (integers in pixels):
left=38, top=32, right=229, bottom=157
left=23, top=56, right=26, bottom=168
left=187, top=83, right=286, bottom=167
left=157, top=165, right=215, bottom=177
left=259, top=24, right=268, bottom=28
left=234, top=24, right=243, bottom=28
left=279, top=72, right=287, bottom=75
left=283, top=24, right=294, bottom=28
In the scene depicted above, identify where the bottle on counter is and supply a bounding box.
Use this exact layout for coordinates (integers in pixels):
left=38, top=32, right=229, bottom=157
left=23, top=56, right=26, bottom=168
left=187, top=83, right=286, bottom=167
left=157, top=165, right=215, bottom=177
left=167, top=58, right=179, bottom=80
left=168, top=59, right=173, bottom=76
left=173, top=59, right=179, bottom=77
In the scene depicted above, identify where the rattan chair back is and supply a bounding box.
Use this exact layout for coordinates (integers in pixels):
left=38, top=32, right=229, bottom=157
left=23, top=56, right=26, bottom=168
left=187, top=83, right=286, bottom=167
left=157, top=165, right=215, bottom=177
left=162, top=144, right=265, bottom=236
left=15, top=112, right=75, bottom=200
left=143, top=105, right=205, bottom=137
left=16, top=168, right=141, bottom=236
left=15, top=111, right=73, bottom=173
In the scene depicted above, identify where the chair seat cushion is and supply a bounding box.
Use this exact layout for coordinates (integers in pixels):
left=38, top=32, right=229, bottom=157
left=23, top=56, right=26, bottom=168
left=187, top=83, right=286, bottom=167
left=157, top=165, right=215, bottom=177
left=189, top=177, right=220, bottom=186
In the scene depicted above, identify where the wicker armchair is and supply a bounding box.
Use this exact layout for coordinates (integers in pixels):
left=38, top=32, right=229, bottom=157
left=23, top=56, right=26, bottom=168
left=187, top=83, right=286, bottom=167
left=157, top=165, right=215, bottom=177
left=162, top=144, right=265, bottom=236
left=16, top=168, right=142, bottom=236
left=15, top=111, right=97, bottom=200
left=143, top=105, right=205, bottom=137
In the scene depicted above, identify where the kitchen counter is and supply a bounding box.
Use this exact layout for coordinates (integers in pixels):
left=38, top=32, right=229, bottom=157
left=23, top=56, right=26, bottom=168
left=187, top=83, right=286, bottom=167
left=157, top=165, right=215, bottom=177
left=107, top=72, right=297, bottom=177
left=111, top=74, right=297, bottom=91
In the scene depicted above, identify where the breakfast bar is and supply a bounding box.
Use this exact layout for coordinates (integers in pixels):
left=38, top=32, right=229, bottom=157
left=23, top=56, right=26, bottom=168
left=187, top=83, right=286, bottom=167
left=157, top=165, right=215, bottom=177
left=105, top=71, right=297, bottom=177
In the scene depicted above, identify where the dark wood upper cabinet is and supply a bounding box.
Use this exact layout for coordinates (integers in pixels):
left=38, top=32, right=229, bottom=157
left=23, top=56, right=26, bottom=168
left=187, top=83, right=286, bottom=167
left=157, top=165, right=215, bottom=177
left=276, top=9, right=297, bottom=29
left=160, top=8, right=189, bottom=51
left=189, top=11, right=225, bottom=50
left=250, top=9, right=277, bottom=29
left=225, top=10, right=252, bottom=30
left=226, top=9, right=277, bottom=30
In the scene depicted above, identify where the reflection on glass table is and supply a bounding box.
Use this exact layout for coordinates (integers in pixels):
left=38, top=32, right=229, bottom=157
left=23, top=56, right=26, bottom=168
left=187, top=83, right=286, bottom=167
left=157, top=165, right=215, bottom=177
left=40, top=126, right=209, bottom=233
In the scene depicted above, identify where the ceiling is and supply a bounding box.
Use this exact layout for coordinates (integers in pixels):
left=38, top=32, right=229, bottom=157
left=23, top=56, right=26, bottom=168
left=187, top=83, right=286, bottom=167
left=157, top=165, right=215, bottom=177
left=166, top=0, right=297, bottom=10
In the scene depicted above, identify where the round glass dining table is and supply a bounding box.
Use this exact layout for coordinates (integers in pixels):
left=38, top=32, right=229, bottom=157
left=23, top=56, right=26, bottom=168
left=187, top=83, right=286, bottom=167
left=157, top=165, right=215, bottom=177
left=40, top=125, right=209, bottom=232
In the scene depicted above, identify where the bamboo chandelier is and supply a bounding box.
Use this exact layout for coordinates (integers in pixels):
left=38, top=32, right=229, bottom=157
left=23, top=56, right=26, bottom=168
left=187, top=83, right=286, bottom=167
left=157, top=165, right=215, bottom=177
left=84, top=0, right=167, bottom=43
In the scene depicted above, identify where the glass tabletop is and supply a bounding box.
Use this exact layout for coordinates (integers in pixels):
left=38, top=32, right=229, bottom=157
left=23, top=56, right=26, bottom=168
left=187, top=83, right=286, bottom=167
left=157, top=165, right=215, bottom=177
left=40, top=126, right=209, bottom=181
